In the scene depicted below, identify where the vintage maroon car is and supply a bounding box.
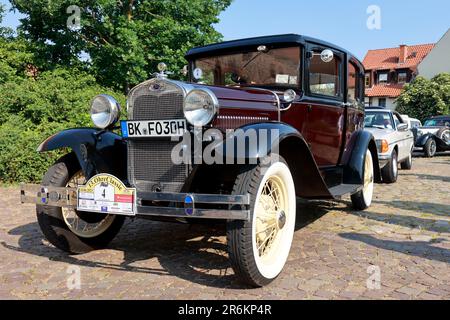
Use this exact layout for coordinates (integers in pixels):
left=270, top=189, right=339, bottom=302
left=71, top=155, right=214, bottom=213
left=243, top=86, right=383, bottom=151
left=21, top=34, right=381, bottom=287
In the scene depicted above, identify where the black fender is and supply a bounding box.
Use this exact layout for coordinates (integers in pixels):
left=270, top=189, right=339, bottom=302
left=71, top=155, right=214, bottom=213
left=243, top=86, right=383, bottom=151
left=214, top=122, right=332, bottom=199
left=37, top=128, right=127, bottom=180
left=340, top=130, right=381, bottom=185
left=415, top=133, right=434, bottom=147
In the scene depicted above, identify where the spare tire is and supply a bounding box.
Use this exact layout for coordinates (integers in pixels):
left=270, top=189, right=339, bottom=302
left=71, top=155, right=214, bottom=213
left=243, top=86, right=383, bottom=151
left=436, top=127, right=450, bottom=144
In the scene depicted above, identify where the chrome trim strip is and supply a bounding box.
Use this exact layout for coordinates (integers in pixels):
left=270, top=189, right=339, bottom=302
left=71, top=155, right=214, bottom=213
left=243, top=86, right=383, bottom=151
left=217, top=115, right=269, bottom=122
left=138, top=191, right=250, bottom=205
left=136, top=206, right=250, bottom=220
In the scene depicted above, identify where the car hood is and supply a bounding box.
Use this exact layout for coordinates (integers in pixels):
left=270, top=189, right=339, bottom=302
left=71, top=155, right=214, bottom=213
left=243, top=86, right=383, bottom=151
left=364, top=127, right=395, bottom=140
left=200, top=85, right=280, bottom=107
left=417, top=127, right=441, bottom=134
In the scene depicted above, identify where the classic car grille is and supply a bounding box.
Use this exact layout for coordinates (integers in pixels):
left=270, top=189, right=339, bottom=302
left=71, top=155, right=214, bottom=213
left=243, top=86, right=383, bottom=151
left=127, top=79, right=188, bottom=193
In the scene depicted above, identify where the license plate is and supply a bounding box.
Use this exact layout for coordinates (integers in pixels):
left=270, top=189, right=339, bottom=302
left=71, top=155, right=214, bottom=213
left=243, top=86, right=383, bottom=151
left=121, top=119, right=187, bottom=138
left=77, top=174, right=136, bottom=216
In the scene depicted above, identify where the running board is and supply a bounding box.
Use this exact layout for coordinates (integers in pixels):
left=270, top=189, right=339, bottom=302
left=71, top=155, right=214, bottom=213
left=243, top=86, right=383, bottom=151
left=329, top=184, right=361, bottom=198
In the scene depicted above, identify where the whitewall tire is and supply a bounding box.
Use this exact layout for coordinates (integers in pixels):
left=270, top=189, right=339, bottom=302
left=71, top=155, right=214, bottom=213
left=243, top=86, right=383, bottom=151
left=351, top=150, right=374, bottom=210
left=227, top=155, right=296, bottom=287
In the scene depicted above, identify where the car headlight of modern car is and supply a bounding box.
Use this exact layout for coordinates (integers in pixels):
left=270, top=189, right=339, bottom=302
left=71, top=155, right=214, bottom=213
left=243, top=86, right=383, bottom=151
left=376, top=139, right=389, bottom=153
left=183, top=89, right=219, bottom=126
left=90, top=94, right=121, bottom=129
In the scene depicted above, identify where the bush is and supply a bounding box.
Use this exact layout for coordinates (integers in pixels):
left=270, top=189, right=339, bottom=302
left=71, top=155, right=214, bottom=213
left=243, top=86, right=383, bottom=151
left=396, top=73, right=450, bottom=122
left=0, top=68, right=125, bottom=183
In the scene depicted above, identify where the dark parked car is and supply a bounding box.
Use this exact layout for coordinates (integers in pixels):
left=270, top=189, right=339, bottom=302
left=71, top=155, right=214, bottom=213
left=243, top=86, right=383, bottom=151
left=413, top=115, right=450, bottom=157
left=21, top=34, right=381, bottom=287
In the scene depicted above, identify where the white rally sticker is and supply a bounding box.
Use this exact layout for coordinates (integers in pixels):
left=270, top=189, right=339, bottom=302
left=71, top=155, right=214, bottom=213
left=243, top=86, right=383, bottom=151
left=77, top=174, right=136, bottom=216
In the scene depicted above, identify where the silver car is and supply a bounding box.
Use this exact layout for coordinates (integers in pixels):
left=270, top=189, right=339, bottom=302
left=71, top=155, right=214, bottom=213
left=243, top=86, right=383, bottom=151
left=364, top=107, right=415, bottom=183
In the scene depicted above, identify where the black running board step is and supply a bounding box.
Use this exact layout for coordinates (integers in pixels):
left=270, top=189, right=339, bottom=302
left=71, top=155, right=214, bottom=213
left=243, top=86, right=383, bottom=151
left=329, top=184, right=361, bottom=198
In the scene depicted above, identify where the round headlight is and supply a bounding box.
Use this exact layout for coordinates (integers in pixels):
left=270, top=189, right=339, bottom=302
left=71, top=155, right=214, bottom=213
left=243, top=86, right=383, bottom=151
left=90, top=94, right=121, bottom=129
left=184, top=89, right=219, bottom=126
left=283, top=89, right=297, bottom=103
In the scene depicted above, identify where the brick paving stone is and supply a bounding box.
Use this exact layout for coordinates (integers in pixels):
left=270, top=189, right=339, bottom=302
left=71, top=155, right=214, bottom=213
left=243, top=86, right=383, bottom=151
left=0, top=156, right=449, bottom=299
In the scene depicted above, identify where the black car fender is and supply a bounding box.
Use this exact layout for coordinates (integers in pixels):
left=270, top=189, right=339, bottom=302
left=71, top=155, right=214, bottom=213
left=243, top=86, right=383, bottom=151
left=214, top=122, right=332, bottom=199
left=340, top=130, right=382, bottom=185
left=415, top=133, right=434, bottom=147
left=37, top=128, right=127, bottom=180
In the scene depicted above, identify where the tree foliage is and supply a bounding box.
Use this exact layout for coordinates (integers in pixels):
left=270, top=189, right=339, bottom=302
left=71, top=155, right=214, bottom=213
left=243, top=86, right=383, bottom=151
left=396, top=74, right=450, bottom=122
left=10, top=0, right=232, bottom=92
left=0, top=67, right=126, bottom=182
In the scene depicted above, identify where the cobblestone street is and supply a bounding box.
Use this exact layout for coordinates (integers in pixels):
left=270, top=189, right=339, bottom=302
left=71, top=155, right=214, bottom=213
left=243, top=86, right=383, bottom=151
left=0, top=155, right=449, bottom=300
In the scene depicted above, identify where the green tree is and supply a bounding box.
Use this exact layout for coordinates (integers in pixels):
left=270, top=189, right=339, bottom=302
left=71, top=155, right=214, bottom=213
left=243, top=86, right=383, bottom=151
left=396, top=74, right=450, bottom=122
left=0, top=67, right=126, bottom=182
left=10, top=0, right=232, bottom=92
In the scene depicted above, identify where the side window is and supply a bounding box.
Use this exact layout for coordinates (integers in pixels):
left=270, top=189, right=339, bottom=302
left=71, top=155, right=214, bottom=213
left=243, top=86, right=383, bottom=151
left=309, top=49, right=342, bottom=98
left=393, top=114, right=403, bottom=127
left=348, top=62, right=357, bottom=104
left=348, top=61, right=363, bottom=104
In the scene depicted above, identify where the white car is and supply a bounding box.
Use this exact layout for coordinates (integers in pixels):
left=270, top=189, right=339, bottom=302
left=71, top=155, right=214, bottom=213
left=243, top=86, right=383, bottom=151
left=401, top=115, right=422, bottom=130
left=364, top=107, right=415, bottom=183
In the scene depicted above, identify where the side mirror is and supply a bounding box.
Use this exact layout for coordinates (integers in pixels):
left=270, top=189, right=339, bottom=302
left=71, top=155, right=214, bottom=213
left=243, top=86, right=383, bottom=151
left=307, top=49, right=334, bottom=63
left=397, top=123, right=408, bottom=131
left=320, top=49, right=334, bottom=63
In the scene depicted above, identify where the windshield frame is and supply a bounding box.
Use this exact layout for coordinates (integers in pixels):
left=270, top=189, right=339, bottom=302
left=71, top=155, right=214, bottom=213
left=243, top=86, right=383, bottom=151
left=188, top=45, right=302, bottom=91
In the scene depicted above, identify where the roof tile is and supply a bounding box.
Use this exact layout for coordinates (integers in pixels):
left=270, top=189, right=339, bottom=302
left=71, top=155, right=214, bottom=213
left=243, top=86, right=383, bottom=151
left=363, top=44, right=435, bottom=71
left=365, top=84, right=404, bottom=98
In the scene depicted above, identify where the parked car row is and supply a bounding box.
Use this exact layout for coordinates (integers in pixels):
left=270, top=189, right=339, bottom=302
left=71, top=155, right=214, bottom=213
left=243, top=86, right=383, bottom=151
left=364, top=107, right=450, bottom=184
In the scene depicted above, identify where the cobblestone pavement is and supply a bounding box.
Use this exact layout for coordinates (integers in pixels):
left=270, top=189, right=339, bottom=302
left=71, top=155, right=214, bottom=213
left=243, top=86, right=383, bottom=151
left=0, top=155, right=449, bottom=300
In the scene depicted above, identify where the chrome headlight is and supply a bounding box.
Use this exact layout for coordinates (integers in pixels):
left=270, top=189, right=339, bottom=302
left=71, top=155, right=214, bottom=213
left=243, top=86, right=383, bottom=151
left=183, top=89, right=219, bottom=126
left=90, top=94, right=121, bottom=129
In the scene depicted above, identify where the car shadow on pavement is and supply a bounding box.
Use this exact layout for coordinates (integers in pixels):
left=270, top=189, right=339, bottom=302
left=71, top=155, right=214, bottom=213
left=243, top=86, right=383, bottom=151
left=401, top=173, right=450, bottom=183
left=1, top=199, right=328, bottom=289
left=373, top=200, right=450, bottom=218
left=339, top=233, right=450, bottom=264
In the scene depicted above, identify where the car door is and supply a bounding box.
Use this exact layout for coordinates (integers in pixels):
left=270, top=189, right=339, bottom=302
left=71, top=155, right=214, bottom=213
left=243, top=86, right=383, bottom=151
left=393, top=112, right=414, bottom=160
left=302, top=43, right=346, bottom=166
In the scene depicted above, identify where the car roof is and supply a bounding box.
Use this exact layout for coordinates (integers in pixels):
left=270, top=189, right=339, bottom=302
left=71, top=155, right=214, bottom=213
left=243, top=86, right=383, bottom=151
left=426, top=115, right=450, bottom=120
left=185, top=34, right=361, bottom=65
left=365, top=107, right=392, bottom=113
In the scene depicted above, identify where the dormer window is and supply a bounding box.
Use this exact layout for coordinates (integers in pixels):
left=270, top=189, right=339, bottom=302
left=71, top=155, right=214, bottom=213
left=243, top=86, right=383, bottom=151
left=378, top=73, right=388, bottom=84
left=365, top=73, right=371, bottom=87
left=398, top=72, right=407, bottom=84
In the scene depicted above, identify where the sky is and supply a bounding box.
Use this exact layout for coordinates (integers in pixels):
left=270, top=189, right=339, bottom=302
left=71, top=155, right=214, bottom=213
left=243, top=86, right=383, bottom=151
left=1, top=0, right=449, bottom=60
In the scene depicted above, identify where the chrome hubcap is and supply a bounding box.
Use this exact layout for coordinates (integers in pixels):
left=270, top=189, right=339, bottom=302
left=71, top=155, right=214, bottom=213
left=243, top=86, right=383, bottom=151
left=277, top=210, right=286, bottom=230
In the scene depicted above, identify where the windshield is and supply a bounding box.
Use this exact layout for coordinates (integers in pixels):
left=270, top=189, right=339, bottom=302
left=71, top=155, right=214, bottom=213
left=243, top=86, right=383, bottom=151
left=424, top=119, right=450, bottom=127
left=192, top=47, right=301, bottom=88
left=364, top=111, right=394, bottom=129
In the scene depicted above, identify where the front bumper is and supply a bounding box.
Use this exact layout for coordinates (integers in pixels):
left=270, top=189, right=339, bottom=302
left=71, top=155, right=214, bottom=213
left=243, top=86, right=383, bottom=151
left=20, top=184, right=250, bottom=221
left=377, top=153, right=391, bottom=168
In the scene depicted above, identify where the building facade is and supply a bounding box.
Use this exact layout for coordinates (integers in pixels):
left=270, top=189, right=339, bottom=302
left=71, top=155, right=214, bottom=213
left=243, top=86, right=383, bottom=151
left=418, top=29, right=450, bottom=79
left=363, top=43, right=434, bottom=110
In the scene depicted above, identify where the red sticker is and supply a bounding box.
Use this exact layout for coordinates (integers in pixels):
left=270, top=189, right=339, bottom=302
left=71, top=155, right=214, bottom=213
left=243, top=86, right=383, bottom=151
left=114, top=194, right=134, bottom=203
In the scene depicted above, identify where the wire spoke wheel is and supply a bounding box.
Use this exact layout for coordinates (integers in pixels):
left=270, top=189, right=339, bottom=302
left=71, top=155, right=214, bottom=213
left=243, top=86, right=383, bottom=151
left=62, top=171, right=115, bottom=238
left=255, top=177, right=287, bottom=258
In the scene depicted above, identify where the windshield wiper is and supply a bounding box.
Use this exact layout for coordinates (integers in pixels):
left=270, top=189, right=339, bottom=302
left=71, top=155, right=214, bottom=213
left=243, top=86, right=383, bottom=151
left=241, top=51, right=264, bottom=71
left=366, top=125, right=386, bottom=129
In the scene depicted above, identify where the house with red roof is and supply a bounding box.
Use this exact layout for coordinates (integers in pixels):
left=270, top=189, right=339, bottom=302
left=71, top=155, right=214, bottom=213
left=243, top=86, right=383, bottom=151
left=363, top=43, right=435, bottom=110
